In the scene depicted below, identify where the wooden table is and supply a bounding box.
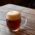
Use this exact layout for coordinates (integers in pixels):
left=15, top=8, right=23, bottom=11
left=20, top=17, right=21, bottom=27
left=0, top=4, right=35, bottom=35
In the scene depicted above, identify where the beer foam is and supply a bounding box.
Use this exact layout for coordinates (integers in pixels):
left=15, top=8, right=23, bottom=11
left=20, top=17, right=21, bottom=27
left=6, top=11, right=21, bottom=20
left=6, top=11, right=20, bottom=16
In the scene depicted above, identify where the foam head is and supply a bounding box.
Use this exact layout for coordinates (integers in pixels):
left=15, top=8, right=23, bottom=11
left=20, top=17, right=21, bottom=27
left=6, top=11, right=21, bottom=20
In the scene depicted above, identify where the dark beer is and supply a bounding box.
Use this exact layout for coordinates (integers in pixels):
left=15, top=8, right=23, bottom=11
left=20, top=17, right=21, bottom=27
left=6, top=11, right=21, bottom=31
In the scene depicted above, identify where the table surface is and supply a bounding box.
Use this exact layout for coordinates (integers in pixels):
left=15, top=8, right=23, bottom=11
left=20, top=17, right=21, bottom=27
left=0, top=4, right=35, bottom=35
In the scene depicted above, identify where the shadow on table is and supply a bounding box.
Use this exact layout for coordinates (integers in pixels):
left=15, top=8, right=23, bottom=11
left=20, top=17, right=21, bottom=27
left=0, top=0, right=35, bottom=9
left=10, top=29, right=30, bottom=35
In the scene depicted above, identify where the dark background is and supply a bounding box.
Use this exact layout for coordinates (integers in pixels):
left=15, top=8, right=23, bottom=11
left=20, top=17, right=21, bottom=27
left=0, top=0, right=35, bottom=9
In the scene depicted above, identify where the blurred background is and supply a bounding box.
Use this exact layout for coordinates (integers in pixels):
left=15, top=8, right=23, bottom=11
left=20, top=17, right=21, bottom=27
left=0, top=0, right=35, bottom=9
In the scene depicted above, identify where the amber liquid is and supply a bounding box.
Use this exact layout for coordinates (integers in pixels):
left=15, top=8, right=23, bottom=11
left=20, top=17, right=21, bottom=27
left=6, top=18, right=21, bottom=30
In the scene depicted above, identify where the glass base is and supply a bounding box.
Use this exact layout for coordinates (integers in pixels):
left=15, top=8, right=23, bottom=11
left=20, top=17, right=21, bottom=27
left=9, top=28, right=20, bottom=32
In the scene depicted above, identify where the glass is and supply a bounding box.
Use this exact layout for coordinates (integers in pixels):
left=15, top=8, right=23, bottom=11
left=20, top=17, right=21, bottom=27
left=6, top=11, right=21, bottom=32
